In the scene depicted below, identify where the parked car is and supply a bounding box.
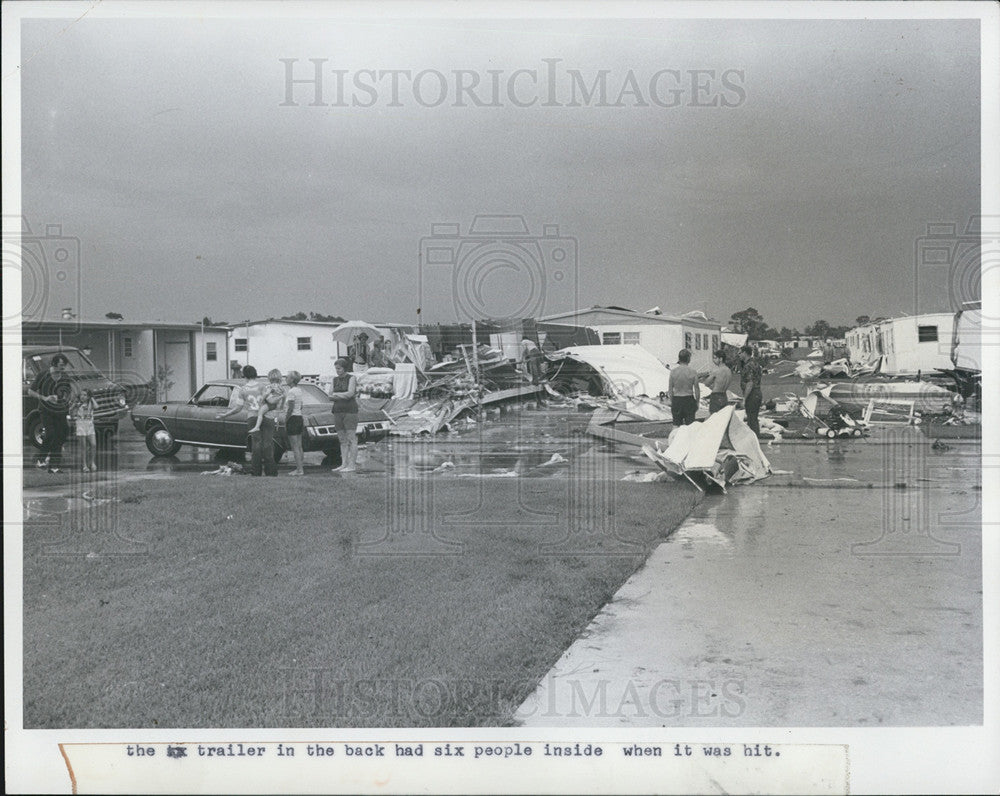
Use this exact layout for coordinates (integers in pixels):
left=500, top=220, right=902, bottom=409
left=130, top=379, right=390, bottom=464
left=22, top=345, right=128, bottom=448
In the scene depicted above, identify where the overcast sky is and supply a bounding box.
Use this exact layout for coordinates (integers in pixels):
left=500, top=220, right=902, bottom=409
left=19, top=13, right=980, bottom=330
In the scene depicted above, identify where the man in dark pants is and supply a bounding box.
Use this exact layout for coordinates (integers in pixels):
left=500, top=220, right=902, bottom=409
left=739, top=344, right=763, bottom=436
left=705, top=349, right=734, bottom=414
left=668, top=349, right=700, bottom=426
left=216, top=365, right=277, bottom=476
left=26, top=353, right=72, bottom=472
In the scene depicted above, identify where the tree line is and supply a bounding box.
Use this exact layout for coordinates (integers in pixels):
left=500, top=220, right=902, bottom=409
left=729, top=308, right=880, bottom=342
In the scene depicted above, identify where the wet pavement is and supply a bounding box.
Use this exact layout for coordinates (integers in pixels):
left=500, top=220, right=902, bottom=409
left=517, top=436, right=983, bottom=727
left=22, top=404, right=653, bottom=498
left=20, top=404, right=985, bottom=729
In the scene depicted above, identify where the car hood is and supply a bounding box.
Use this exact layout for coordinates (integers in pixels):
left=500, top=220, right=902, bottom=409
left=61, top=373, right=121, bottom=391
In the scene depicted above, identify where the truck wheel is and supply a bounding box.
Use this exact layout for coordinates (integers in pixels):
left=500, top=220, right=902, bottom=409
left=27, top=414, right=46, bottom=450
left=145, top=426, right=182, bottom=457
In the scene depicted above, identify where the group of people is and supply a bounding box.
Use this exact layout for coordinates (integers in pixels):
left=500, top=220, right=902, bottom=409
left=666, top=345, right=764, bottom=435
left=217, top=357, right=360, bottom=477
left=27, top=353, right=100, bottom=474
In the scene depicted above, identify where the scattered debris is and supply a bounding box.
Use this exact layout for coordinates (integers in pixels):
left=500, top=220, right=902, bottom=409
left=202, top=464, right=245, bottom=476
left=620, top=471, right=668, bottom=482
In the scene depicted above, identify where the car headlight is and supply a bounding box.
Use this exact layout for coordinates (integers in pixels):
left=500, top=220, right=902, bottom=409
left=117, top=394, right=127, bottom=407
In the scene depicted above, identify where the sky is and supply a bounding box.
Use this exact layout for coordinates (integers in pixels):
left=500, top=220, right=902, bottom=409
left=17, top=12, right=981, bottom=331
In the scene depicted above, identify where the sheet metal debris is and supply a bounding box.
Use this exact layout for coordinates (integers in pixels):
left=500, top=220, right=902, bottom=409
left=640, top=406, right=772, bottom=492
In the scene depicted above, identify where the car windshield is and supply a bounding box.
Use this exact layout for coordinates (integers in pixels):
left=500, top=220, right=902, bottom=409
left=24, top=349, right=102, bottom=379
left=191, top=384, right=234, bottom=407
left=300, top=384, right=331, bottom=404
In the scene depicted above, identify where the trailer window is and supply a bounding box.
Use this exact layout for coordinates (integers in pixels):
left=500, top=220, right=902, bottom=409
left=917, top=325, right=938, bottom=343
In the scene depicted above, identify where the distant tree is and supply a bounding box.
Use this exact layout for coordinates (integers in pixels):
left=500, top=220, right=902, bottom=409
left=805, top=320, right=832, bottom=339
left=105, top=312, right=124, bottom=320
left=855, top=315, right=871, bottom=327
left=729, top=307, right=769, bottom=340
left=777, top=327, right=796, bottom=341
left=309, top=311, right=346, bottom=323
left=276, top=311, right=347, bottom=323
left=199, top=316, right=228, bottom=327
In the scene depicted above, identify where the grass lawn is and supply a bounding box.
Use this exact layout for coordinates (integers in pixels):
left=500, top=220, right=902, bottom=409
left=23, top=474, right=697, bottom=728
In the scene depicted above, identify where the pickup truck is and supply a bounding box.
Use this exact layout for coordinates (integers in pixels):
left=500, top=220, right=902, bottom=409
left=23, top=345, right=128, bottom=448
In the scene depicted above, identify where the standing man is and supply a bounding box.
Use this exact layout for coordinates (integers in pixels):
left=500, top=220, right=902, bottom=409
left=740, top=344, right=764, bottom=436
left=520, top=337, right=545, bottom=383
left=668, top=349, right=700, bottom=426
left=27, top=353, right=73, bottom=472
left=216, top=365, right=276, bottom=476
left=705, top=349, right=734, bottom=414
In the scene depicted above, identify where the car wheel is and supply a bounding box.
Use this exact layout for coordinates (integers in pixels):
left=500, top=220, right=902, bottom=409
left=826, top=429, right=837, bottom=439
left=27, top=414, right=45, bottom=450
left=145, top=425, right=182, bottom=457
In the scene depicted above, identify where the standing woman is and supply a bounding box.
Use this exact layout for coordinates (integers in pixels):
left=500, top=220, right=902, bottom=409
left=284, top=370, right=306, bottom=476
left=329, top=357, right=359, bottom=473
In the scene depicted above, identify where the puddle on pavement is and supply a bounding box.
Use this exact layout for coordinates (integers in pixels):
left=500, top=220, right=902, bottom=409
left=667, top=520, right=734, bottom=549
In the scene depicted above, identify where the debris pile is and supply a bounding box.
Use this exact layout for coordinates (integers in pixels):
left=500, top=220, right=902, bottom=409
left=641, top=406, right=771, bottom=492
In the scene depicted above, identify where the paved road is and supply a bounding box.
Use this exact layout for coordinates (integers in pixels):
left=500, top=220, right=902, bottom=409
left=517, top=433, right=983, bottom=727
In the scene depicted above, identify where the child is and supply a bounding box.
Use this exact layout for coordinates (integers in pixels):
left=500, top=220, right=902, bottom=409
left=249, top=369, right=285, bottom=433
left=73, top=388, right=98, bottom=472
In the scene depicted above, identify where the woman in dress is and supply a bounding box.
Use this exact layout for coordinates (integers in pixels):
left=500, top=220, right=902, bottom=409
left=329, top=357, right=359, bottom=473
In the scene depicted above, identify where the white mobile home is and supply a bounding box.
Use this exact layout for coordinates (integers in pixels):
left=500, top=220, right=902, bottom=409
left=540, top=306, right=722, bottom=370
left=846, top=313, right=955, bottom=375
left=228, top=319, right=412, bottom=380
